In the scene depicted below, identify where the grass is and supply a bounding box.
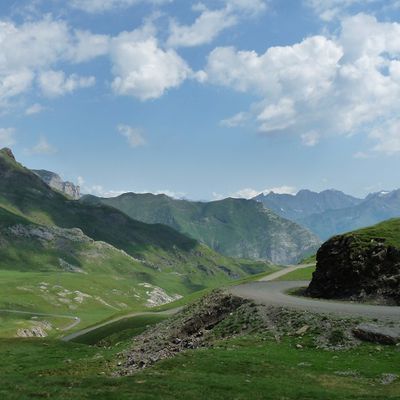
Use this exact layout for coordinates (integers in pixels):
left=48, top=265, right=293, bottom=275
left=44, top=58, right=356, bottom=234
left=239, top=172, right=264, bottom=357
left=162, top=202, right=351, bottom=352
left=299, top=254, right=317, bottom=264
left=0, top=334, right=399, bottom=399
left=277, top=266, right=316, bottom=281
left=347, top=218, right=400, bottom=249
left=0, top=264, right=281, bottom=338
left=71, top=314, right=168, bottom=345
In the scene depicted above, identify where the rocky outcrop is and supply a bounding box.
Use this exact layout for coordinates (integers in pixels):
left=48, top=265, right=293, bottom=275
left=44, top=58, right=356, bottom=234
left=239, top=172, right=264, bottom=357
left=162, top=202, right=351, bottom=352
left=306, top=234, right=400, bottom=304
left=2, top=147, right=15, bottom=161
left=33, top=169, right=80, bottom=199
left=353, top=323, right=400, bottom=345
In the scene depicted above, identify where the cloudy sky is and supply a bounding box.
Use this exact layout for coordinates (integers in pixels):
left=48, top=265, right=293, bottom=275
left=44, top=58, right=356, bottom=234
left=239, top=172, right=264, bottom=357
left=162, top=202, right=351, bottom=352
left=1, top=0, right=400, bottom=199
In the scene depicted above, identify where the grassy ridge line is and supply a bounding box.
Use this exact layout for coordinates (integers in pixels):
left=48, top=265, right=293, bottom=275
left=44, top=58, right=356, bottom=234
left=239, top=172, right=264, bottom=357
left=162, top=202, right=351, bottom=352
left=82, top=192, right=321, bottom=264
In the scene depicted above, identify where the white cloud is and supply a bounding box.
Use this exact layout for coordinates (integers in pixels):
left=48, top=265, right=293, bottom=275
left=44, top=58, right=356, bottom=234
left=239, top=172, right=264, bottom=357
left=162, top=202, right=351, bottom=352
left=305, top=0, right=376, bottom=21
left=77, top=176, right=85, bottom=186
left=28, top=136, right=57, bottom=155
left=301, top=131, right=320, bottom=146
left=25, top=103, right=46, bottom=115
left=225, top=0, right=268, bottom=14
left=220, top=111, right=249, bottom=127
left=257, top=98, right=296, bottom=132
left=82, top=185, right=185, bottom=199
left=118, top=124, right=146, bottom=147
left=231, top=186, right=297, bottom=199
left=111, top=28, right=191, bottom=100
left=167, top=0, right=268, bottom=48
left=69, top=0, right=170, bottom=13
left=203, top=13, right=400, bottom=153
left=38, top=70, right=95, bottom=97
left=167, top=8, right=237, bottom=48
left=0, top=128, right=16, bottom=147
left=153, top=189, right=186, bottom=198
left=370, top=120, right=400, bottom=155
left=0, top=17, right=107, bottom=108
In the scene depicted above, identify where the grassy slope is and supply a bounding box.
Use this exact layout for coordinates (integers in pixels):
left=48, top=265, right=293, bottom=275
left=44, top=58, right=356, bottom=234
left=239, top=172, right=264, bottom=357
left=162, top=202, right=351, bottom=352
left=0, top=335, right=399, bottom=399
left=82, top=192, right=320, bottom=264
left=0, top=149, right=276, bottom=336
left=346, top=218, right=400, bottom=249
left=276, top=266, right=316, bottom=281
left=298, top=218, right=400, bottom=267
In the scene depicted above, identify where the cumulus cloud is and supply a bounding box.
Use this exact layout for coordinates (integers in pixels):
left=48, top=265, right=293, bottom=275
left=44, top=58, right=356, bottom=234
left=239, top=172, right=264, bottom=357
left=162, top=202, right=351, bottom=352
left=118, top=124, right=146, bottom=147
left=231, top=186, right=297, bottom=199
left=167, top=8, right=237, bottom=48
left=25, top=103, right=46, bottom=115
left=220, top=111, right=249, bottom=127
left=167, top=0, right=268, bottom=48
left=69, top=0, right=170, bottom=13
left=38, top=70, right=95, bottom=97
left=305, top=0, right=377, bottom=21
left=27, top=136, right=57, bottom=155
left=0, top=17, right=107, bottom=108
left=0, top=128, right=16, bottom=147
left=301, top=131, right=320, bottom=146
left=203, top=13, right=400, bottom=154
left=111, top=28, right=191, bottom=100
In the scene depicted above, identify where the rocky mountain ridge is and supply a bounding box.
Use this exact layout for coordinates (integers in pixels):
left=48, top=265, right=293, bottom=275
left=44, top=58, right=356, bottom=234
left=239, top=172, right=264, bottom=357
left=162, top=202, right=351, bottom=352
left=81, top=192, right=320, bottom=264
left=254, top=189, right=400, bottom=240
left=33, top=169, right=81, bottom=200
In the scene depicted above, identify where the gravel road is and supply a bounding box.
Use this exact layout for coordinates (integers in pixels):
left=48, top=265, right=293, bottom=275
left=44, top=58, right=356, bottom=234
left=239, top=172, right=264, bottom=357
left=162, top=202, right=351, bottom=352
left=229, top=281, right=400, bottom=322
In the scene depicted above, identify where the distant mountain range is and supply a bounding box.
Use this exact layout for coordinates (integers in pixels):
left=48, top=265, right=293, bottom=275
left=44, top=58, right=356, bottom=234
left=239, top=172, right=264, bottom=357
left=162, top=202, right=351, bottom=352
left=81, top=193, right=321, bottom=264
left=254, top=189, right=400, bottom=240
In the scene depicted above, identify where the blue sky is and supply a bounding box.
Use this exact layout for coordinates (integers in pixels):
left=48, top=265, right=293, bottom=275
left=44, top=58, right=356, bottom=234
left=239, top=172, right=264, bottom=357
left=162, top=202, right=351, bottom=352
left=1, top=0, right=400, bottom=200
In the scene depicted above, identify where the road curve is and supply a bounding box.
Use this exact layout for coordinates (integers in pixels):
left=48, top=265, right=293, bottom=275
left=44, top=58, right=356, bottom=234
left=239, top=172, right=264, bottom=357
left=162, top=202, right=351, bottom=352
left=62, top=307, right=180, bottom=342
left=228, top=281, right=400, bottom=322
left=259, top=263, right=315, bottom=282
left=0, top=309, right=81, bottom=331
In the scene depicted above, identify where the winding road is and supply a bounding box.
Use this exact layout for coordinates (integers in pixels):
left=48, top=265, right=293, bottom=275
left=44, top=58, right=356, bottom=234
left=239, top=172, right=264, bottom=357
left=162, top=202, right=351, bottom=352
left=229, top=279, right=400, bottom=322
left=62, top=307, right=180, bottom=342
left=0, top=309, right=81, bottom=331
left=5, top=264, right=400, bottom=340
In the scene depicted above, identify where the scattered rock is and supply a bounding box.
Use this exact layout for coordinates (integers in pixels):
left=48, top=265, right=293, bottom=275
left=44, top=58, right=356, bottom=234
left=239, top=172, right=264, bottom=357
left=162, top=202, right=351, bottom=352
left=334, top=370, right=360, bottom=377
left=17, top=326, right=48, bottom=338
left=353, top=324, right=400, bottom=345
left=380, top=373, right=398, bottom=385
left=295, top=325, right=309, bottom=335
left=139, top=283, right=182, bottom=307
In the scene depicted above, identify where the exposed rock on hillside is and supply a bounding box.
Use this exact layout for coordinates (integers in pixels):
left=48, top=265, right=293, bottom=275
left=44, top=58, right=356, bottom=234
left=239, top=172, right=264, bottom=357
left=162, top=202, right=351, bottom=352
left=33, top=169, right=80, bottom=199
left=306, top=233, right=400, bottom=304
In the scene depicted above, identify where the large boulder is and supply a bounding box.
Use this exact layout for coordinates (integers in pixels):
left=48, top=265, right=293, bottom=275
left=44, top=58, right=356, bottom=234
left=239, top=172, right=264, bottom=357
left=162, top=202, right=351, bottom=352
left=306, top=233, right=400, bottom=304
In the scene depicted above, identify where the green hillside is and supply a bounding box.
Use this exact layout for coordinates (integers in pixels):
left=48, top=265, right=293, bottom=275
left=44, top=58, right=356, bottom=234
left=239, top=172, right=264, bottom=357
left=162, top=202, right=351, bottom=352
left=0, top=148, right=276, bottom=337
left=345, top=218, right=400, bottom=249
left=81, top=192, right=320, bottom=264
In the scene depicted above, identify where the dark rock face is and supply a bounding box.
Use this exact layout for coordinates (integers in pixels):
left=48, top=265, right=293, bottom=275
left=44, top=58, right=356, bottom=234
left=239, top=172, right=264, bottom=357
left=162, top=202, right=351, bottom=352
left=306, top=235, right=400, bottom=304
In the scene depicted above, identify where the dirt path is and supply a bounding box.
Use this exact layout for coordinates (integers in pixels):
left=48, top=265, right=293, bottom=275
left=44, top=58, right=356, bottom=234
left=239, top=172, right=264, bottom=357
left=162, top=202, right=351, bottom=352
left=61, top=307, right=181, bottom=342
left=0, top=309, right=81, bottom=331
left=228, top=281, right=400, bottom=322
left=258, top=263, right=315, bottom=281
